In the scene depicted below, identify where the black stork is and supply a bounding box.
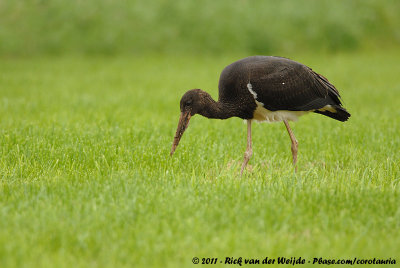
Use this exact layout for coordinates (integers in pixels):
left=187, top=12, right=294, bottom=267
left=170, top=56, right=350, bottom=174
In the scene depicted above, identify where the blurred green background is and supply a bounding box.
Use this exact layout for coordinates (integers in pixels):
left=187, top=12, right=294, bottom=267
left=1, top=0, right=399, bottom=56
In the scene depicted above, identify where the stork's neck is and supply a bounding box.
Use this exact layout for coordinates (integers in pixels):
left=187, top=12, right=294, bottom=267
left=198, top=93, right=234, bottom=119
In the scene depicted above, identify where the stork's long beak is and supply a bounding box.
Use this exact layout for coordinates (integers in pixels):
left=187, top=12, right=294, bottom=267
left=170, top=110, right=191, bottom=156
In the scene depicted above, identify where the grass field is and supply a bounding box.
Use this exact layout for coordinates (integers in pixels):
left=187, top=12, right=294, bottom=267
left=0, top=51, right=399, bottom=267
left=1, top=0, right=400, bottom=56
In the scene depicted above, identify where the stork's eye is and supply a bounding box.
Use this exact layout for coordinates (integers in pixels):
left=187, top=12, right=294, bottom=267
left=186, top=99, right=192, bottom=106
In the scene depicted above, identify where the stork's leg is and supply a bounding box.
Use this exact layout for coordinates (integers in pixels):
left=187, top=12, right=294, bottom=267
left=283, top=120, right=298, bottom=172
left=241, top=120, right=253, bottom=175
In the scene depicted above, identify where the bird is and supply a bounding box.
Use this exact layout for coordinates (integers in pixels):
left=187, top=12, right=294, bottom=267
left=170, top=56, right=350, bottom=174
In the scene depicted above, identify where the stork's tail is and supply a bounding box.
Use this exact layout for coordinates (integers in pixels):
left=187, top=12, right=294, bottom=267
left=314, top=106, right=351, bottom=122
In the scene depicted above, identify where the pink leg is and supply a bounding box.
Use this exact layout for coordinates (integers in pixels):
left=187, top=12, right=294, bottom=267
left=241, top=120, right=253, bottom=175
left=283, top=120, right=298, bottom=172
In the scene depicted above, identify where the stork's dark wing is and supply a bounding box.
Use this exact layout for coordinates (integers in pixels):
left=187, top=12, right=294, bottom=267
left=249, top=58, right=342, bottom=111
left=218, top=56, right=350, bottom=121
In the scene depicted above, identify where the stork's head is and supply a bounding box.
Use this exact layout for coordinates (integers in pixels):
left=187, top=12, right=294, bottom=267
left=170, top=89, right=204, bottom=156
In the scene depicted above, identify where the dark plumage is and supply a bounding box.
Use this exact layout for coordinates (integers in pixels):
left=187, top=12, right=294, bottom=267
left=171, top=56, right=350, bottom=174
left=218, top=56, right=350, bottom=121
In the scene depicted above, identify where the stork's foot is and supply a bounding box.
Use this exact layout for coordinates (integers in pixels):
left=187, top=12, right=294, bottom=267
left=240, top=148, right=253, bottom=176
left=284, top=120, right=298, bottom=173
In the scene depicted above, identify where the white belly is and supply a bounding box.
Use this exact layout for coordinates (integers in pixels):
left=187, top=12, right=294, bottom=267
left=253, top=101, right=309, bottom=122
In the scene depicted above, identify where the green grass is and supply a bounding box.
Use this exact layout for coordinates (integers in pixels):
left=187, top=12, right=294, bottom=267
left=0, top=51, right=399, bottom=267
